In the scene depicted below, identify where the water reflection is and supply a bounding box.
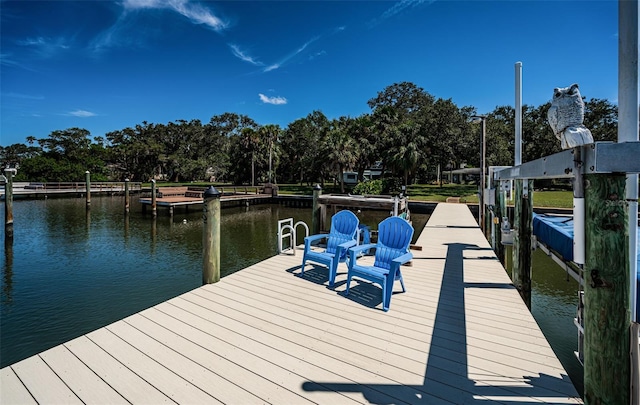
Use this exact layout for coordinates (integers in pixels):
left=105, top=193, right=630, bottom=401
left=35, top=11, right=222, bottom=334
left=3, top=236, right=13, bottom=304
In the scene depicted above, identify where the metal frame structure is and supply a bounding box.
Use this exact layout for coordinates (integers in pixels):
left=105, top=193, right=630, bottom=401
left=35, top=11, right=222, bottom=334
left=495, top=142, right=640, bottom=181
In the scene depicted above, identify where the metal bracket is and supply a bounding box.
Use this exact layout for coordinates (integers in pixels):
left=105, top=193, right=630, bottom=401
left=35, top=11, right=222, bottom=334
left=494, top=142, right=640, bottom=181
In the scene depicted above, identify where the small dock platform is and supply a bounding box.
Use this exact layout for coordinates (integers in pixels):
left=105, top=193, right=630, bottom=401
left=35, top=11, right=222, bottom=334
left=139, top=186, right=272, bottom=214
left=1, top=203, right=582, bottom=404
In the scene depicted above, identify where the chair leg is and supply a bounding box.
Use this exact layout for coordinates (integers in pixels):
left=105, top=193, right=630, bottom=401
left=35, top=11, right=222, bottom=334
left=300, top=257, right=306, bottom=277
left=345, top=273, right=352, bottom=295
left=328, top=262, right=336, bottom=287
left=397, top=269, right=406, bottom=293
left=382, top=278, right=391, bottom=312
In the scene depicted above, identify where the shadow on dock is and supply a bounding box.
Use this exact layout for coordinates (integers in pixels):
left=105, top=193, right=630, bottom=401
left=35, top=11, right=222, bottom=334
left=301, top=242, right=580, bottom=404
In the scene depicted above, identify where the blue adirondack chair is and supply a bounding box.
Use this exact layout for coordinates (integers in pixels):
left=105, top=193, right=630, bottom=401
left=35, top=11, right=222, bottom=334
left=346, top=216, right=414, bottom=311
left=301, top=210, right=359, bottom=287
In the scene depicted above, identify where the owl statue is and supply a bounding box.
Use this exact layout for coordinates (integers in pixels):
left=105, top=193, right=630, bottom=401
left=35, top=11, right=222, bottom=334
left=547, top=83, right=594, bottom=149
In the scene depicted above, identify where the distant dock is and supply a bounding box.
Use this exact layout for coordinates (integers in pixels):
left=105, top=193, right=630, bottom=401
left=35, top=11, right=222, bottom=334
left=0, top=203, right=582, bottom=404
left=139, top=186, right=273, bottom=215
left=0, top=181, right=141, bottom=198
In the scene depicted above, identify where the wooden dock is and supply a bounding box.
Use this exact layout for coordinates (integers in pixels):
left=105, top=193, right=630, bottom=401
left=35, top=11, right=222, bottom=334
left=139, top=186, right=273, bottom=214
left=0, top=203, right=582, bottom=404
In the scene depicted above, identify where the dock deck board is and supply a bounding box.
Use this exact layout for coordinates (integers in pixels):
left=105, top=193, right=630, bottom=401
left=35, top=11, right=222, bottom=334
left=0, top=203, right=583, bottom=404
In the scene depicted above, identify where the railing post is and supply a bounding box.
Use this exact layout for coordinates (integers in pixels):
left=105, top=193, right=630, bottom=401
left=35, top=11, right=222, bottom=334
left=85, top=171, right=91, bottom=207
left=203, top=186, right=222, bottom=284
left=583, top=173, right=630, bottom=405
left=4, top=169, right=14, bottom=240
left=494, top=181, right=505, bottom=264
left=124, top=179, right=130, bottom=213
left=512, top=179, right=533, bottom=308
left=312, top=184, right=322, bottom=235
left=151, top=179, right=157, bottom=217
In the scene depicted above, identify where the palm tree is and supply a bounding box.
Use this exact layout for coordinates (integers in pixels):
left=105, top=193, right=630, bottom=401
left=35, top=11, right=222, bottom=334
left=326, top=117, right=358, bottom=193
left=259, top=124, right=281, bottom=183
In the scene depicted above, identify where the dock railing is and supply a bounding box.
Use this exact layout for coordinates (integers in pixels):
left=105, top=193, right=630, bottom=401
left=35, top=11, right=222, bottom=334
left=2, top=181, right=142, bottom=196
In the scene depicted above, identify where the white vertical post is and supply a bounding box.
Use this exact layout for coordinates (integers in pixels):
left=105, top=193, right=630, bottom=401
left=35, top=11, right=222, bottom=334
left=619, top=0, right=638, bottom=322
left=619, top=2, right=639, bottom=404
left=515, top=62, right=523, bottom=166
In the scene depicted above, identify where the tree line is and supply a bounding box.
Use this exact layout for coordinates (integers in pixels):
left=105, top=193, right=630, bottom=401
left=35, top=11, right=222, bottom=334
left=1, top=81, right=618, bottom=191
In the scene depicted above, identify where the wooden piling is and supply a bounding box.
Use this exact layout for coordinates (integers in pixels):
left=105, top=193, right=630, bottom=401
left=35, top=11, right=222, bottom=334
left=583, top=173, right=630, bottom=405
left=85, top=171, right=91, bottom=207
left=151, top=179, right=157, bottom=217
left=512, top=179, right=533, bottom=308
left=4, top=169, right=14, bottom=240
left=312, top=184, right=322, bottom=235
left=124, top=179, right=130, bottom=213
left=203, top=186, right=222, bottom=284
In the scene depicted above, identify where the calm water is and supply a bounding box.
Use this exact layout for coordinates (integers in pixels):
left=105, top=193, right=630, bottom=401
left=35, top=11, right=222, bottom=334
left=0, top=197, right=583, bottom=397
left=530, top=250, right=584, bottom=396
left=0, top=196, right=427, bottom=368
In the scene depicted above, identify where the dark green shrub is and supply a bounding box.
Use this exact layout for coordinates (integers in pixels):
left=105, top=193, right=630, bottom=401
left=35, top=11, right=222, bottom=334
left=353, top=180, right=383, bottom=195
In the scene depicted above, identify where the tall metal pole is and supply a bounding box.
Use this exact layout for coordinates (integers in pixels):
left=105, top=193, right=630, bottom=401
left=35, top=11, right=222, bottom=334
left=481, top=118, right=486, bottom=236
left=512, top=62, right=532, bottom=308
left=619, top=0, right=639, bottom=323
left=618, top=2, right=639, bottom=404
left=515, top=62, right=523, bottom=167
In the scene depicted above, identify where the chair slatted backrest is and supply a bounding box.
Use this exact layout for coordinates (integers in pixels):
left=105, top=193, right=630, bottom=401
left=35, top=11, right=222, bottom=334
left=325, top=210, right=359, bottom=255
left=373, top=216, right=414, bottom=270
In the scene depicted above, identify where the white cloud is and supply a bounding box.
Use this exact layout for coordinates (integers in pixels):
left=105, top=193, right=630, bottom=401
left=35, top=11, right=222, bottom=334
left=68, top=110, right=97, bottom=117
left=123, top=0, right=228, bottom=31
left=262, top=36, right=318, bottom=72
left=16, top=36, right=70, bottom=58
left=259, top=93, right=287, bottom=105
left=263, top=64, right=280, bottom=72
left=4, top=92, right=44, bottom=100
left=229, top=44, right=263, bottom=66
left=369, top=0, right=436, bottom=27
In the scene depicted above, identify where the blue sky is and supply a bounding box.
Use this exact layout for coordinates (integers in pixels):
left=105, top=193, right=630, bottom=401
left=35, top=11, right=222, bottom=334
left=1, top=0, right=618, bottom=147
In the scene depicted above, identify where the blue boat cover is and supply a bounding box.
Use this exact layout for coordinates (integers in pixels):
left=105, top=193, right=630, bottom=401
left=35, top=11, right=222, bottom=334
left=533, top=213, right=640, bottom=322
left=532, top=213, right=575, bottom=262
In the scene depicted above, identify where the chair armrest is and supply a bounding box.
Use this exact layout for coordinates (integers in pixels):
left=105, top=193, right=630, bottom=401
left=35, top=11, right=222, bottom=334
left=338, top=239, right=358, bottom=250
left=392, top=252, right=413, bottom=267
left=304, top=234, right=327, bottom=248
left=348, top=243, right=376, bottom=263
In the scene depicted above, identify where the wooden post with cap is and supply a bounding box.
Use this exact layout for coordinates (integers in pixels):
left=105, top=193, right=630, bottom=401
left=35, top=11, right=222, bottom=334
left=124, top=179, right=130, bottom=213
left=312, top=184, right=322, bottom=235
left=203, top=186, right=222, bottom=284
left=151, top=179, right=157, bottom=217
left=4, top=169, right=14, bottom=240
left=85, top=170, right=91, bottom=207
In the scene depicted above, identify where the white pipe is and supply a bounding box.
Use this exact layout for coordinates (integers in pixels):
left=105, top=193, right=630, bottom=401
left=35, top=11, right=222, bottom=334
left=573, top=198, right=585, bottom=265
left=619, top=2, right=639, bottom=404
left=619, top=0, right=639, bottom=324
left=515, top=62, right=523, bottom=166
